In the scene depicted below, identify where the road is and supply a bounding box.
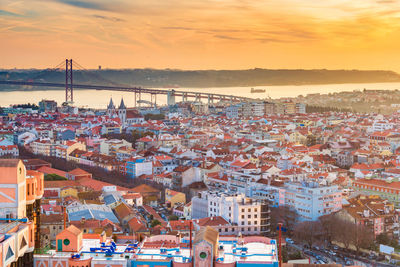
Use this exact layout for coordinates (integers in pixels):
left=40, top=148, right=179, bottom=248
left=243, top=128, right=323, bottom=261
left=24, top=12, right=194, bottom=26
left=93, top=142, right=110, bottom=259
left=287, top=243, right=393, bottom=267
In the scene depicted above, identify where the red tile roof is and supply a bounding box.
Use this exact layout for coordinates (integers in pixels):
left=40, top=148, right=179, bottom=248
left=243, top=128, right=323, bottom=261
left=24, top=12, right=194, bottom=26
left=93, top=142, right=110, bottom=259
left=194, top=216, right=229, bottom=227
left=38, top=166, right=67, bottom=177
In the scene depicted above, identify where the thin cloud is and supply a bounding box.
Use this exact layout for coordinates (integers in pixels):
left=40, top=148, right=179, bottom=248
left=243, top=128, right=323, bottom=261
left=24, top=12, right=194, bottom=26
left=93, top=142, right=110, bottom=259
left=376, top=0, right=396, bottom=3
left=214, top=35, right=242, bottom=40
left=93, top=14, right=125, bottom=22
left=56, top=0, right=111, bottom=11
left=162, top=26, right=195, bottom=31
left=0, top=9, right=23, bottom=17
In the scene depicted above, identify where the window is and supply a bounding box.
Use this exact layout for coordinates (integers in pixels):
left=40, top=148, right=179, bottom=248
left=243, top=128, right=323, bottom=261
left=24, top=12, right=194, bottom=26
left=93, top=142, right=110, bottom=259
left=241, top=215, right=244, bottom=219
left=241, top=222, right=244, bottom=225
left=248, top=215, right=251, bottom=218
left=199, top=252, right=207, bottom=259
left=63, top=239, right=70, bottom=245
left=248, top=208, right=251, bottom=212
left=241, top=208, right=244, bottom=212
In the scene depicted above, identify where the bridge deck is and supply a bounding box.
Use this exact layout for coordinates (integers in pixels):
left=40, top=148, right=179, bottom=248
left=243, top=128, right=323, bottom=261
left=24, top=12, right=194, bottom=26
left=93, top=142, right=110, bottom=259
left=0, top=80, right=253, bottom=101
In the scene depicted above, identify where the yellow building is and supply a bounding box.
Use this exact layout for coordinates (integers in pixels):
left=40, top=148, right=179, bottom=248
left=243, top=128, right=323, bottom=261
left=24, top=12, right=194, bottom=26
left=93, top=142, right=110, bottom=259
left=60, top=187, right=78, bottom=199
left=270, top=132, right=285, bottom=143
left=289, top=131, right=308, bottom=145
left=283, top=101, right=296, bottom=114
left=165, top=189, right=186, bottom=210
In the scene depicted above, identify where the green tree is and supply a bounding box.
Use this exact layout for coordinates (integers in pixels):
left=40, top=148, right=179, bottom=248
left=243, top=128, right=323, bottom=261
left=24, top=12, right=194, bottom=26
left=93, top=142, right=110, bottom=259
left=168, top=215, right=179, bottom=221
left=150, top=220, right=161, bottom=228
left=44, top=173, right=67, bottom=181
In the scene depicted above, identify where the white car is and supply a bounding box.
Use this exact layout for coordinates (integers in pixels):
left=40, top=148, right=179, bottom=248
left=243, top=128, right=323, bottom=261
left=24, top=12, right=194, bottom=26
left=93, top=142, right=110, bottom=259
left=286, top=238, right=294, bottom=244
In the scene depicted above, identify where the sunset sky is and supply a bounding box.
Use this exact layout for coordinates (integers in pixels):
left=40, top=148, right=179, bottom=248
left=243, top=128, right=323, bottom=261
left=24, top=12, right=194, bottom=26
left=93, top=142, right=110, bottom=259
left=1, top=0, right=400, bottom=71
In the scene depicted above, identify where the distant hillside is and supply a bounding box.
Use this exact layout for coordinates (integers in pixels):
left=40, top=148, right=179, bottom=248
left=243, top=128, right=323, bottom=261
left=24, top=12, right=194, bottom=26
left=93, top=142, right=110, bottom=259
left=1, top=68, right=400, bottom=90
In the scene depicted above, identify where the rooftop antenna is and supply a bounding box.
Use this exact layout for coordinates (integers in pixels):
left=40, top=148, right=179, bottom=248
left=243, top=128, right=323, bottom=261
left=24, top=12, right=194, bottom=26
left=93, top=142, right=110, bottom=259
left=189, top=220, right=193, bottom=260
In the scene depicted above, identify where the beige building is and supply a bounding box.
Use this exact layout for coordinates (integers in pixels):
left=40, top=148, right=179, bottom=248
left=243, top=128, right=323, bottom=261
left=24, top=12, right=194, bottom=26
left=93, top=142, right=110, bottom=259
left=41, top=213, right=67, bottom=248
left=165, top=189, right=186, bottom=210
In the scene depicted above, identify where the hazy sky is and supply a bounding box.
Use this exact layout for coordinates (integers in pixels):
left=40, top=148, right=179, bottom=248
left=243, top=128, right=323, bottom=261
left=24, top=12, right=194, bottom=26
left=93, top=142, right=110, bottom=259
left=1, top=0, right=400, bottom=71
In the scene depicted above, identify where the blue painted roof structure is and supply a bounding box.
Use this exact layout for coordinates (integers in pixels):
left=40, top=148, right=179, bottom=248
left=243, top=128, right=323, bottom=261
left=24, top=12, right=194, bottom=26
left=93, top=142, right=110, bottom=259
left=68, top=207, right=119, bottom=223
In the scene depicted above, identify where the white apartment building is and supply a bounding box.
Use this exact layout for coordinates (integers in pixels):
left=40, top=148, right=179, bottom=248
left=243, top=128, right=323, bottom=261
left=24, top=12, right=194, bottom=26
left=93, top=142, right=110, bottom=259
left=30, top=139, right=54, bottom=156
left=225, top=105, right=239, bottom=119
left=285, top=181, right=342, bottom=221
left=296, top=103, right=306, bottom=114
left=372, top=120, right=394, bottom=132
left=192, top=191, right=270, bottom=236
left=0, top=145, right=19, bottom=157
left=252, top=102, right=265, bottom=117
left=99, top=139, right=132, bottom=156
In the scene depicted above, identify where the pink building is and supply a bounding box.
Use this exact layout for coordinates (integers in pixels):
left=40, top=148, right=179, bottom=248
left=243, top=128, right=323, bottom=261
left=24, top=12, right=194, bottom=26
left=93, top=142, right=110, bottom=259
left=0, top=159, right=43, bottom=266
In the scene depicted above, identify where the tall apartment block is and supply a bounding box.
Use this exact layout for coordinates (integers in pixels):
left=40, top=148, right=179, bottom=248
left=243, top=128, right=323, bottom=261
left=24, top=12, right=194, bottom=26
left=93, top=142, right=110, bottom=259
left=0, top=159, right=43, bottom=266
left=192, top=191, right=271, bottom=236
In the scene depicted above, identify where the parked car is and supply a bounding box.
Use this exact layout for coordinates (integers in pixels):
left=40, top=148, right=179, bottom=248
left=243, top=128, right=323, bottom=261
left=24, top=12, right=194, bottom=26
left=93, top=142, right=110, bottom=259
left=304, top=250, right=313, bottom=256
left=286, top=238, right=294, bottom=244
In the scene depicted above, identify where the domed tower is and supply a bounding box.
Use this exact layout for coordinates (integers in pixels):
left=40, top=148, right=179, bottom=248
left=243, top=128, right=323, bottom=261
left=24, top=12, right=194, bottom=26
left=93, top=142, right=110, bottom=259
left=118, top=98, right=127, bottom=125
left=106, top=97, right=116, bottom=117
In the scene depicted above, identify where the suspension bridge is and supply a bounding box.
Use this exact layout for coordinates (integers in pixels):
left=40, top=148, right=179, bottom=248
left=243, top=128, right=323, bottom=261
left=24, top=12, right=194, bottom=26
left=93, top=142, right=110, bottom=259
left=0, top=59, right=254, bottom=107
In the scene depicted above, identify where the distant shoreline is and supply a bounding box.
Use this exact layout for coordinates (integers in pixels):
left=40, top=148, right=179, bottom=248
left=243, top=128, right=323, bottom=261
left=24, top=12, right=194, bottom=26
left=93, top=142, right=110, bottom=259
left=1, top=68, right=399, bottom=90
left=1, top=80, right=400, bottom=92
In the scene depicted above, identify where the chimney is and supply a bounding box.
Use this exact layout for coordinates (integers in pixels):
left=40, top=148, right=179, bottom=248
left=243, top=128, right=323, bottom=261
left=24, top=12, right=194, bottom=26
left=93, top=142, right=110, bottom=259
left=63, top=206, right=67, bottom=229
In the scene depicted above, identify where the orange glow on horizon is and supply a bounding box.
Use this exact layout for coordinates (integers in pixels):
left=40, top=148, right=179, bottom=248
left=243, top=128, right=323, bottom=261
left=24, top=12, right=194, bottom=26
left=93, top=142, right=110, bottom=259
left=1, top=0, right=400, bottom=72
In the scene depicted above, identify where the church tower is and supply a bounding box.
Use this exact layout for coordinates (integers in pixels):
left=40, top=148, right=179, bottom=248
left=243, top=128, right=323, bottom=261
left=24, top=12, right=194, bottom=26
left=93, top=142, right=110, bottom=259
left=106, top=97, right=116, bottom=117
left=118, top=98, right=127, bottom=125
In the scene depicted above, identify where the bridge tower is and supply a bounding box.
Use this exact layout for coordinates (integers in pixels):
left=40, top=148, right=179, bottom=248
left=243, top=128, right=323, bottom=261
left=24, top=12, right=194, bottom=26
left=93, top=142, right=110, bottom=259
left=182, top=92, right=188, bottom=102
left=208, top=95, right=214, bottom=105
left=65, top=59, right=73, bottom=103
left=167, top=90, right=176, bottom=106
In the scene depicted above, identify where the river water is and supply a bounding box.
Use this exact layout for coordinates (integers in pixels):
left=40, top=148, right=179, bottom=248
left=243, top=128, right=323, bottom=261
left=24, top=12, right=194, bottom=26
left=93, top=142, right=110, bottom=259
left=2, top=82, right=400, bottom=109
